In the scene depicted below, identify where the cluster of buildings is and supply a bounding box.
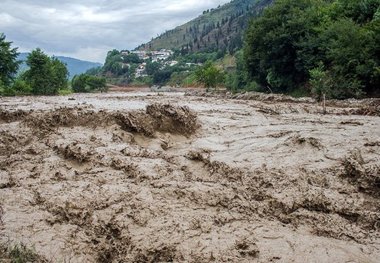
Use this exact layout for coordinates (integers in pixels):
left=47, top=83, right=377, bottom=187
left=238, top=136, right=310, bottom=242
left=121, top=49, right=174, bottom=62
left=121, top=49, right=177, bottom=78
left=131, top=49, right=174, bottom=62
left=120, top=49, right=202, bottom=78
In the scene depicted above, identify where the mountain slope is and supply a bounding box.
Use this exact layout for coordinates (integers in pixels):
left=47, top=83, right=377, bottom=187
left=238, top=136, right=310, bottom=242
left=18, top=53, right=102, bottom=78
left=137, top=0, right=273, bottom=53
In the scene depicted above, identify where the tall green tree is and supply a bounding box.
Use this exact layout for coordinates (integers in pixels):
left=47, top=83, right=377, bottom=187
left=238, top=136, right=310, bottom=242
left=24, top=48, right=68, bottom=95
left=0, top=33, right=20, bottom=86
left=51, top=57, right=69, bottom=90
left=25, top=49, right=53, bottom=95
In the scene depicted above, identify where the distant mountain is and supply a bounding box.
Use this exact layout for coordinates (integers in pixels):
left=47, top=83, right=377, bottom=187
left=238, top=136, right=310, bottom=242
left=18, top=53, right=102, bottom=78
left=137, top=0, right=273, bottom=53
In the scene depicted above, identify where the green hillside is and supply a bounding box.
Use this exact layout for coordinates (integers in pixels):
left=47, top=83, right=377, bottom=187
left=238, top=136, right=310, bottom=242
left=137, top=0, right=273, bottom=53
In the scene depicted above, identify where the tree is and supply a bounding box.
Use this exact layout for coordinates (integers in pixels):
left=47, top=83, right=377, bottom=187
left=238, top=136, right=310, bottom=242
left=86, top=75, right=107, bottom=92
left=72, top=74, right=107, bottom=93
left=25, top=49, right=54, bottom=95
left=146, top=61, right=161, bottom=76
left=71, top=74, right=88, bottom=93
left=225, top=50, right=257, bottom=92
left=309, top=63, right=332, bottom=100
left=332, top=0, right=380, bottom=24
left=103, top=49, right=127, bottom=76
left=51, top=57, right=69, bottom=90
left=153, top=70, right=172, bottom=85
left=24, top=48, right=68, bottom=95
left=194, top=61, right=224, bottom=90
left=243, top=0, right=379, bottom=98
left=122, top=53, right=141, bottom=64
left=0, top=33, right=20, bottom=86
left=317, top=19, right=373, bottom=98
left=244, top=0, right=324, bottom=92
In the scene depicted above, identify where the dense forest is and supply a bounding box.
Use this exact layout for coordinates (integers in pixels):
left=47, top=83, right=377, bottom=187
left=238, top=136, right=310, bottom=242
left=242, top=0, right=380, bottom=99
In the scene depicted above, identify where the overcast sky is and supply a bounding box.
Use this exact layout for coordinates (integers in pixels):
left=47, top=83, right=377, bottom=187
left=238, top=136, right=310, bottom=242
left=0, top=0, right=230, bottom=63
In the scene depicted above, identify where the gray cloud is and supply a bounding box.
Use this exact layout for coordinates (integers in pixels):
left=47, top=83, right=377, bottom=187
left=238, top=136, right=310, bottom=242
left=0, top=0, right=230, bottom=62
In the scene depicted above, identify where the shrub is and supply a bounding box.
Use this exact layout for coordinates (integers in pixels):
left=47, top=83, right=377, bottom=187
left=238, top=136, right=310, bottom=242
left=58, top=88, right=73, bottom=96
left=12, top=78, right=32, bottom=95
left=309, top=64, right=332, bottom=101
left=71, top=74, right=107, bottom=93
left=310, top=63, right=364, bottom=100
left=194, top=61, right=224, bottom=91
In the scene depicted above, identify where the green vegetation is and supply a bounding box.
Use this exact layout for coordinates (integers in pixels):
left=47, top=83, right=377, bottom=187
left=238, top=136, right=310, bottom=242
left=23, top=48, right=69, bottom=95
left=103, top=49, right=127, bottom=76
left=0, top=34, right=107, bottom=96
left=225, top=50, right=257, bottom=92
left=0, top=36, right=71, bottom=96
left=71, top=74, right=107, bottom=93
left=0, top=33, right=20, bottom=87
left=243, top=0, right=380, bottom=98
left=194, top=61, right=225, bottom=90
left=58, top=88, right=73, bottom=96
left=98, top=50, right=138, bottom=85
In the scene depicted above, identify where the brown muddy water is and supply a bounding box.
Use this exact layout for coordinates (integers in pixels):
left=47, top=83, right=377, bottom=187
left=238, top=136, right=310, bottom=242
left=0, top=92, right=379, bottom=262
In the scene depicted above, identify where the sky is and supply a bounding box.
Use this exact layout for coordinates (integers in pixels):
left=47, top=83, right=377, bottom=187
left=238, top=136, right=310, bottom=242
left=0, top=0, right=231, bottom=63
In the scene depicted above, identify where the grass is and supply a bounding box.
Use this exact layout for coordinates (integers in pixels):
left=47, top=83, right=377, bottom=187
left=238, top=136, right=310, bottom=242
left=289, top=87, right=310, bottom=98
left=58, top=88, right=73, bottom=96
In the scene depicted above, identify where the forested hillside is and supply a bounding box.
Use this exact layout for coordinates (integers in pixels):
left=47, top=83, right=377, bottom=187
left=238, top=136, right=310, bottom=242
left=137, top=0, right=273, bottom=54
left=243, top=0, right=380, bottom=98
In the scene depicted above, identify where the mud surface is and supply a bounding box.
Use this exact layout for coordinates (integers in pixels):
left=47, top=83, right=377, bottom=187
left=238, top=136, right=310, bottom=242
left=0, top=92, right=380, bottom=262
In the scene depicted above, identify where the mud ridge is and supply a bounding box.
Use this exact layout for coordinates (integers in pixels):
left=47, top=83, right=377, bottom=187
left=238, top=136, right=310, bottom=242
left=21, top=103, right=199, bottom=137
left=341, top=149, right=380, bottom=197
left=0, top=108, right=30, bottom=123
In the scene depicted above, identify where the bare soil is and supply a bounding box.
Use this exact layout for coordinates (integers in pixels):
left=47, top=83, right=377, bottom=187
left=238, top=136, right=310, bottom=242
left=0, top=92, right=379, bottom=262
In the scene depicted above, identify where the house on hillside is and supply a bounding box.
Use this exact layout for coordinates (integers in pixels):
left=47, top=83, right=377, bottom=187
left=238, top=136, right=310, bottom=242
left=151, top=49, right=173, bottom=62
left=131, top=51, right=148, bottom=60
left=135, top=63, right=148, bottom=78
left=168, top=60, right=178, bottom=67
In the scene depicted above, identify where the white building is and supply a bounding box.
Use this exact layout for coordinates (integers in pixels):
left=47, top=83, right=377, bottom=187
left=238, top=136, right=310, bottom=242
left=135, top=64, right=148, bottom=78
left=151, top=49, right=173, bottom=62
left=131, top=50, right=148, bottom=60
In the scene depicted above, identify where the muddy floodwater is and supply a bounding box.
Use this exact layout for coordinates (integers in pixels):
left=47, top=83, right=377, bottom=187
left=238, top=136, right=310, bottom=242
left=0, top=92, right=379, bottom=262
